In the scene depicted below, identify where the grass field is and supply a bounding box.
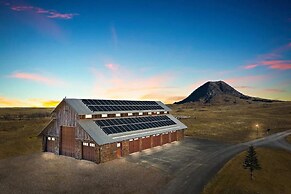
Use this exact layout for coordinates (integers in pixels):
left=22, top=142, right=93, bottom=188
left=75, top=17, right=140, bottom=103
left=0, top=108, right=52, bottom=159
left=169, top=102, right=291, bottom=143
left=0, top=102, right=291, bottom=159
left=202, top=147, right=291, bottom=194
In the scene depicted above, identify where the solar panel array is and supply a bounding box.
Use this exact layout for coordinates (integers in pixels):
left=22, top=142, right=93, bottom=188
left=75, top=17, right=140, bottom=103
left=95, top=115, right=176, bottom=135
left=82, top=99, right=164, bottom=112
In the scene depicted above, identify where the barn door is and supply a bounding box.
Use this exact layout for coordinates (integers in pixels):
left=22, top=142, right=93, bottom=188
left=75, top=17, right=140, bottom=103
left=116, top=142, right=122, bottom=158
left=46, top=137, right=54, bottom=152
left=82, top=142, right=97, bottom=162
left=61, top=126, right=75, bottom=157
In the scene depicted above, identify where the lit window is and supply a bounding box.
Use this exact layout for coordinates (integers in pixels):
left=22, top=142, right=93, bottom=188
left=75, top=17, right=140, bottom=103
left=164, top=111, right=168, bottom=114
left=129, top=139, right=133, bottom=141
left=134, top=138, right=138, bottom=140
left=142, top=137, right=145, bottom=139
left=48, top=137, right=51, bottom=140
left=116, top=113, right=121, bottom=117
left=157, top=112, right=160, bottom=114
left=89, top=143, right=95, bottom=147
left=148, top=112, right=152, bottom=115
left=51, top=137, right=55, bottom=141
left=153, top=134, right=156, bottom=137
left=146, top=136, right=150, bottom=138
left=117, top=143, right=121, bottom=147
left=101, top=114, right=107, bottom=118
left=139, top=112, right=143, bottom=115
left=156, top=134, right=160, bottom=136
left=85, top=114, right=92, bottom=119
left=83, top=142, right=89, bottom=146
left=128, top=113, right=133, bottom=116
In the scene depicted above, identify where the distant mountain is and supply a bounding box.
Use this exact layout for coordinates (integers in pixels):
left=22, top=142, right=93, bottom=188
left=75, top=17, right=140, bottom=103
left=174, top=81, right=278, bottom=104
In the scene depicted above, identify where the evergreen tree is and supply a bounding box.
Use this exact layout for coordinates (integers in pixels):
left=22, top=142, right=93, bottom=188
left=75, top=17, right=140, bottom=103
left=243, top=145, right=261, bottom=180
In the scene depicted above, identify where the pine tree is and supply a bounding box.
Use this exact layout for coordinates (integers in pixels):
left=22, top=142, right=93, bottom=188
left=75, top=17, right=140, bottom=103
left=243, top=145, right=261, bottom=180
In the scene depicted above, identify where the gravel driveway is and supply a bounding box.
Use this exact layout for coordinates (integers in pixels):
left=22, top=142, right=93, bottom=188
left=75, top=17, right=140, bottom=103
left=1, top=130, right=290, bottom=194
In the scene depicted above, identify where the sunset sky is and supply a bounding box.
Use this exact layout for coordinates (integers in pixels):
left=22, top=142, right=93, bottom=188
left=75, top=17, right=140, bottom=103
left=1, top=0, right=291, bottom=107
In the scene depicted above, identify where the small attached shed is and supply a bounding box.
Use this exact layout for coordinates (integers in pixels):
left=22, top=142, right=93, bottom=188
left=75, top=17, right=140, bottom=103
left=39, top=98, right=187, bottom=163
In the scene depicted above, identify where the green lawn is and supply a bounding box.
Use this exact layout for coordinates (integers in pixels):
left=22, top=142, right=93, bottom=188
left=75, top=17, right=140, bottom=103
left=202, top=147, right=291, bottom=194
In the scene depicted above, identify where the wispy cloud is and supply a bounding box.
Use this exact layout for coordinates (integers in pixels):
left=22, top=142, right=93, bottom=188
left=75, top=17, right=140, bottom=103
left=243, top=64, right=259, bottom=70
left=234, top=85, right=254, bottom=89
left=111, top=25, right=118, bottom=48
left=0, top=96, right=59, bottom=107
left=263, top=88, right=285, bottom=93
left=105, top=63, right=119, bottom=71
left=90, top=64, right=180, bottom=103
left=7, top=3, right=78, bottom=19
left=9, top=72, right=66, bottom=86
left=244, top=42, right=291, bottom=70
left=225, top=75, right=269, bottom=85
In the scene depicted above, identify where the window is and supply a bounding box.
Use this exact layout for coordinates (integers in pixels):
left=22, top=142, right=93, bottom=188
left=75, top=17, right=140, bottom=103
left=164, top=111, right=168, bottom=114
left=138, top=112, right=143, bottom=115
left=83, top=142, right=89, bottom=146
left=51, top=137, right=55, bottom=141
left=129, top=139, right=133, bottom=141
left=89, top=143, right=95, bottom=147
left=134, top=138, right=138, bottom=140
left=142, top=136, right=145, bottom=139
left=157, top=112, right=160, bottom=114
left=148, top=112, right=152, bottom=115
left=101, top=114, right=107, bottom=118
left=48, top=137, right=51, bottom=140
left=116, top=113, right=121, bottom=117
left=146, top=136, right=150, bottom=138
left=128, top=113, right=133, bottom=116
left=85, top=114, right=92, bottom=119
left=117, top=143, right=121, bottom=148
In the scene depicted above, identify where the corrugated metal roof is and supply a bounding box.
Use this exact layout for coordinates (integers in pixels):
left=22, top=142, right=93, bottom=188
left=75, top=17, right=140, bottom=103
left=64, top=98, right=171, bottom=115
left=77, top=114, right=187, bottom=145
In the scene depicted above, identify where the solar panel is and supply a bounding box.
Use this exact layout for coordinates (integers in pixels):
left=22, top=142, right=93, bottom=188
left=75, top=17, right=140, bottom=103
left=82, top=99, right=164, bottom=112
left=95, top=115, right=176, bottom=135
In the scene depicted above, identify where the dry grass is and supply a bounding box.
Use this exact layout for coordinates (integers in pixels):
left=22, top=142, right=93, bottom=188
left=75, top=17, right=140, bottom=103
left=0, top=108, right=52, bottom=159
left=169, top=102, right=291, bottom=143
left=202, top=147, right=291, bottom=194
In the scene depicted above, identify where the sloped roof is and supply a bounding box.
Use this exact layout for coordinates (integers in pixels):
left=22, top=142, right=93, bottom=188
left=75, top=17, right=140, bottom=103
left=63, top=98, right=171, bottom=115
left=78, top=114, right=187, bottom=145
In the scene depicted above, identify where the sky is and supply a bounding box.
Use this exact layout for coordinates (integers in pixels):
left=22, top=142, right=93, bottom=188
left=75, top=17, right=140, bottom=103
left=0, top=0, right=291, bottom=107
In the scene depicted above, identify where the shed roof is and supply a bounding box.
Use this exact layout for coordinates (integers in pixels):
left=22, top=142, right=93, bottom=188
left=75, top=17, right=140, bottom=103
left=78, top=114, right=186, bottom=145
left=62, top=98, right=171, bottom=115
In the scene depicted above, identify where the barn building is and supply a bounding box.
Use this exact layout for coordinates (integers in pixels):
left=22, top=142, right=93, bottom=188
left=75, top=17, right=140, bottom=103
left=40, top=98, right=187, bottom=163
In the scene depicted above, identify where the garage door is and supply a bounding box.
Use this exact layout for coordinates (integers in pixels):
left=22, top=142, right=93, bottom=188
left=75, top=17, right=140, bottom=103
left=152, top=134, right=161, bottom=147
left=171, top=131, right=177, bottom=142
left=162, top=133, right=170, bottom=144
left=61, top=126, right=75, bottom=157
left=46, top=137, right=55, bottom=153
left=82, top=142, right=97, bottom=162
left=141, top=136, right=151, bottom=150
left=129, top=138, right=140, bottom=154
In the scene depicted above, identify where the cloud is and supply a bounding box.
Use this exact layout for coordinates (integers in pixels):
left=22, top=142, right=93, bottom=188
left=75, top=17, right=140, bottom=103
left=8, top=4, right=78, bottom=19
left=90, top=65, right=180, bottom=103
left=263, top=88, right=285, bottom=93
left=111, top=25, right=118, bottom=48
left=234, top=86, right=254, bottom=89
left=260, top=60, right=291, bottom=70
left=0, top=96, right=59, bottom=107
left=105, top=63, right=119, bottom=71
left=244, top=42, right=291, bottom=70
left=243, top=64, right=259, bottom=69
left=225, top=75, right=269, bottom=85
left=9, top=72, right=66, bottom=86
